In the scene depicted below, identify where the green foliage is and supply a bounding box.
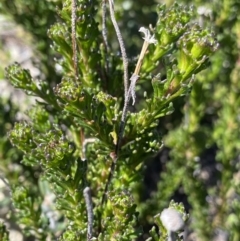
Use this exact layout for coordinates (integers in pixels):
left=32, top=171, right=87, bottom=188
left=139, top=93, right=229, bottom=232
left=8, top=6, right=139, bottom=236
left=138, top=1, right=240, bottom=241
left=1, top=0, right=239, bottom=240
left=0, top=222, right=9, bottom=241
left=0, top=0, right=61, bottom=84
left=12, top=186, right=49, bottom=240
left=100, top=190, right=141, bottom=240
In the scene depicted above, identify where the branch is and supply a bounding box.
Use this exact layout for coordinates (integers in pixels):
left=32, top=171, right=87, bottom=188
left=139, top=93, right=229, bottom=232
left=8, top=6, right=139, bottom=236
left=108, top=0, right=129, bottom=99
left=83, top=187, right=94, bottom=240
left=101, top=27, right=156, bottom=206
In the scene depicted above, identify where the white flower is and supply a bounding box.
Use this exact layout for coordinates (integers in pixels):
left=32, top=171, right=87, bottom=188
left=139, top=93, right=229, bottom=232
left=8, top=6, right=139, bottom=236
left=139, top=27, right=157, bottom=45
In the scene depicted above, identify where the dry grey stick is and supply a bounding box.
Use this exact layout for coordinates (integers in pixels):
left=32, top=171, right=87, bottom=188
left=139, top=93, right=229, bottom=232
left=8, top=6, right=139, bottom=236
left=168, top=231, right=176, bottom=241
left=72, top=0, right=79, bottom=78
left=101, top=1, right=129, bottom=207
left=83, top=187, right=94, bottom=240
left=108, top=0, right=128, bottom=99
left=100, top=1, right=129, bottom=204
left=101, top=27, right=156, bottom=206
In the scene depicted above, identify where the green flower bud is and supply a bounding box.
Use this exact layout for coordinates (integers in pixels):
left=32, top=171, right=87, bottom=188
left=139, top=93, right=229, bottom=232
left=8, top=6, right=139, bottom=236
left=155, top=3, right=193, bottom=47
left=177, top=25, right=218, bottom=80
left=5, top=63, right=38, bottom=93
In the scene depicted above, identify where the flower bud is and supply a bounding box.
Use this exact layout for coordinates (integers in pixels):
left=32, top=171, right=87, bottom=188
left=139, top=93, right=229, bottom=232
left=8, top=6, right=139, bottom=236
left=177, top=25, right=218, bottom=79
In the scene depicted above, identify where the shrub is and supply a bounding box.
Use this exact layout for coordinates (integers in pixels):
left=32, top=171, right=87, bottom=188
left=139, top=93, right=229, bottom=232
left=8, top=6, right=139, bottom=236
left=1, top=0, right=239, bottom=240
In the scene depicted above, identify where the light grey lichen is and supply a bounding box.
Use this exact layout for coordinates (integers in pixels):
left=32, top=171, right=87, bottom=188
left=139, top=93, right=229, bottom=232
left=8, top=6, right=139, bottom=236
left=160, top=208, right=184, bottom=241
left=160, top=208, right=184, bottom=232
